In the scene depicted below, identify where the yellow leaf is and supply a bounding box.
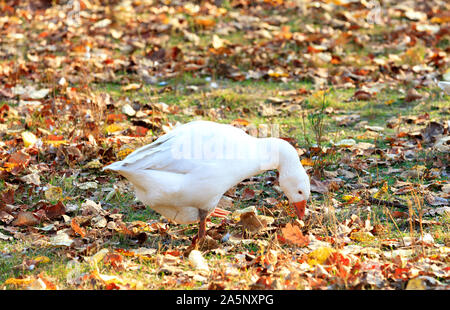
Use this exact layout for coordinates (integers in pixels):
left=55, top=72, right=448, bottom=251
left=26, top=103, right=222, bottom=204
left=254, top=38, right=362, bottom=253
left=373, top=191, right=382, bottom=199
left=443, top=68, right=450, bottom=82
left=301, top=158, right=315, bottom=166
left=83, top=159, right=103, bottom=169
left=86, top=248, right=109, bottom=265
left=21, top=131, right=37, bottom=147
left=117, top=147, right=134, bottom=160
left=2, top=162, right=19, bottom=172
left=45, top=186, right=63, bottom=201
left=105, top=124, right=124, bottom=134
left=90, top=269, right=121, bottom=284
left=350, top=231, right=375, bottom=243
left=4, top=277, right=34, bottom=286
left=268, top=69, right=288, bottom=78
left=406, top=277, right=426, bottom=290
left=307, top=247, right=335, bottom=266
left=342, top=195, right=361, bottom=203
left=373, top=181, right=389, bottom=199
left=34, top=256, right=51, bottom=264
left=311, top=90, right=327, bottom=100
left=44, top=139, right=68, bottom=146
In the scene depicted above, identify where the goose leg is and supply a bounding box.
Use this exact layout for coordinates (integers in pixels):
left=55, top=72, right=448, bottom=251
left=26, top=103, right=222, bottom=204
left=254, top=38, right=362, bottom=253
left=186, top=209, right=209, bottom=253
left=197, top=209, right=209, bottom=240
left=192, top=208, right=227, bottom=246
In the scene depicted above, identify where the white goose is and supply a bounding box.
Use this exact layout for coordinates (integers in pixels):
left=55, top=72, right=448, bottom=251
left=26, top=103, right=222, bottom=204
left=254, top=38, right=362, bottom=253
left=104, top=120, right=310, bottom=241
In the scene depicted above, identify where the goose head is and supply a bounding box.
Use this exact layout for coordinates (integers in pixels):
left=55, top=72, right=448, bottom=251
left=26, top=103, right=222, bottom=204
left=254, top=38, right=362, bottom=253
left=271, top=138, right=311, bottom=219
left=279, top=169, right=310, bottom=219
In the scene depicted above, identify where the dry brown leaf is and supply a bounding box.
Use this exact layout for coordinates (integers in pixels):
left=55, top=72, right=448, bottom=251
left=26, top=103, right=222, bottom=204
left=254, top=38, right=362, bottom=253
left=12, top=211, right=39, bottom=226
left=238, top=212, right=268, bottom=233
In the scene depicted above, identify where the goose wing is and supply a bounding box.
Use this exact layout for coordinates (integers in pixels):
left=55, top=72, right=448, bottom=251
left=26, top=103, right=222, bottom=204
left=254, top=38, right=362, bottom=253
left=104, top=121, right=252, bottom=174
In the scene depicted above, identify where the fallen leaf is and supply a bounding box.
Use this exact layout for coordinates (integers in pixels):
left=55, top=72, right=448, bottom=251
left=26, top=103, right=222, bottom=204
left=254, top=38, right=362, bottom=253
left=281, top=222, right=310, bottom=247
left=12, top=212, right=39, bottom=226
left=21, top=131, right=38, bottom=147
left=9, top=150, right=31, bottom=167
left=335, top=139, right=356, bottom=147
left=121, top=83, right=141, bottom=91
left=20, top=173, right=41, bottom=186
left=71, top=218, right=86, bottom=237
left=353, top=90, right=373, bottom=101
left=350, top=231, right=376, bottom=243
left=241, top=188, right=255, bottom=200
left=310, top=178, right=328, bottom=194
left=425, top=193, right=449, bottom=206
left=406, top=277, right=427, bottom=290
left=103, top=253, right=124, bottom=270
left=392, top=211, right=409, bottom=219
left=86, top=248, right=110, bottom=265
left=50, top=230, right=74, bottom=247
left=342, top=195, right=361, bottom=203
left=212, top=34, right=226, bottom=49
left=44, top=186, right=63, bottom=202
left=237, top=211, right=269, bottom=233
left=301, top=158, right=315, bottom=166
left=307, top=247, right=335, bottom=266
left=4, top=277, right=34, bottom=287
left=188, top=250, right=209, bottom=272
left=39, top=201, right=66, bottom=220
left=195, top=17, right=216, bottom=28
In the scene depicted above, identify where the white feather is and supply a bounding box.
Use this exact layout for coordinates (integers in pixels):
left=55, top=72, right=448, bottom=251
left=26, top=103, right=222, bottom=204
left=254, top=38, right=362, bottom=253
left=104, top=121, right=310, bottom=224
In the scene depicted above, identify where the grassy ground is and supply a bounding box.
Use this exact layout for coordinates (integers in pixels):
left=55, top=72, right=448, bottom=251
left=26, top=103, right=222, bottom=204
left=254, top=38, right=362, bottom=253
left=1, top=76, right=448, bottom=289
left=0, top=0, right=449, bottom=290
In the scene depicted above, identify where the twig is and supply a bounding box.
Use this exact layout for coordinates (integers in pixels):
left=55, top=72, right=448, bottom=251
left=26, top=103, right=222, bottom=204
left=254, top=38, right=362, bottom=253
left=365, top=196, right=409, bottom=211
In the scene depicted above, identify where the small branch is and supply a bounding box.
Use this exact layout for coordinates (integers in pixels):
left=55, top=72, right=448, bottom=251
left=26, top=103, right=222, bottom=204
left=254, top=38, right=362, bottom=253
left=365, top=196, right=409, bottom=211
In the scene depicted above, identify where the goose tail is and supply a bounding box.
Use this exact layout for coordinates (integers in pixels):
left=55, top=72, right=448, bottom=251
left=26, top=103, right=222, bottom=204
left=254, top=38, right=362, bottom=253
left=103, top=161, right=125, bottom=172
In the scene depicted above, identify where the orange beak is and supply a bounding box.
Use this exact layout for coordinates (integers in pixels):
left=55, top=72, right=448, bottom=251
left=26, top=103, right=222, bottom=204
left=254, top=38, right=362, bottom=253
left=292, top=200, right=307, bottom=219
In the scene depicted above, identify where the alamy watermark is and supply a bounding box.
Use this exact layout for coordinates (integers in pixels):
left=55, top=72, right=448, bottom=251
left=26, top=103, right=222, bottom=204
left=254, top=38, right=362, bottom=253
left=169, top=123, right=282, bottom=170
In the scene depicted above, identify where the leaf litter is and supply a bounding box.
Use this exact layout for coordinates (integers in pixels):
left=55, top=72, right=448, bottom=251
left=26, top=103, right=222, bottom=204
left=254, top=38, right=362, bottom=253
left=0, top=0, right=449, bottom=290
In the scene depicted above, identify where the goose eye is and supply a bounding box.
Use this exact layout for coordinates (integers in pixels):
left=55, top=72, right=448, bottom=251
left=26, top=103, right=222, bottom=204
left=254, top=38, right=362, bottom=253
left=298, top=190, right=303, bottom=195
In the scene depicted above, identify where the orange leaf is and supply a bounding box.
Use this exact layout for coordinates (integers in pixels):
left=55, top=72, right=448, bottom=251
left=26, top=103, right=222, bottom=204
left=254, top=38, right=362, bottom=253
left=231, top=118, right=249, bottom=126
left=8, top=150, right=31, bottom=167
left=277, top=26, right=292, bottom=40
left=71, top=218, right=86, bottom=238
left=106, top=113, right=127, bottom=123
left=194, top=17, right=216, bottom=28
left=281, top=223, right=309, bottom=247
left=46, top=134, right=64, bottom=141
left=38, top=31, right=50, bottom=38
left=103, top=253, right=124, bottom=270
left=38, top=273, right=57, bottom=290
